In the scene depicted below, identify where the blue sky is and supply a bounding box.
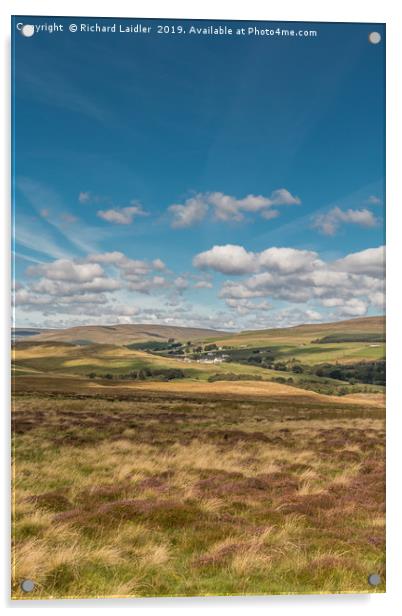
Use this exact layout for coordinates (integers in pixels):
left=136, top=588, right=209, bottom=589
left=12, top=17, right=385, bottom=330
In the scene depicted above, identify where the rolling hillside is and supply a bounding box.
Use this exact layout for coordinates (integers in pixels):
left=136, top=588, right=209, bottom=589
left=14, top=316, right=385, bottom=347
left=15, top=323, right=231, bottom=345
left=210, top=316, right=385, bottom=347
left=12, top=313, right=385, bottom=399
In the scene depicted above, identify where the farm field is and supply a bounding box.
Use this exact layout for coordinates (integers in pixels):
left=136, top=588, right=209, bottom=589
left=11, top=317, right=386, bottom=598
left=12, top=316, right=385, bottom=393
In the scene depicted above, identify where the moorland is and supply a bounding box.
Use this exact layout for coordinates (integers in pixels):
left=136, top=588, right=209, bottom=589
left=11, top=316, right=385, bottom=598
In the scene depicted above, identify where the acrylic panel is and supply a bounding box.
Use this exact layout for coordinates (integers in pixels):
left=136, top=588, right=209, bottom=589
left=11, top=16, right=385, bottom=599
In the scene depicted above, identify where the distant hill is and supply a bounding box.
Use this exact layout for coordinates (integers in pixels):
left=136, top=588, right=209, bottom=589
left=245, top=316, right=385, bottom=337
left=13, top=316, right=385, bottom=347
left=12, top=328, right=52, bottom=340
left=211, top=316, right=385, bottom=347
left=15, top=323, right=231, bottom=345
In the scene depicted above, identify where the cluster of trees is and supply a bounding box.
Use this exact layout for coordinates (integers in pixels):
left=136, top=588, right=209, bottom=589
left=87, top=368, right=185, bottom=381
left=267, top=359, right=385, bottom=386
left=207, top=373, right=263, bottom=382
left=126, top=339, right=224, bottom=358
left=222, top=347, right=277, bottom=367
left=314, top=360, right=385, bottom=385
left=127, top=339, right=182, bottom=352
left=313, top=333, right=385, bottom=344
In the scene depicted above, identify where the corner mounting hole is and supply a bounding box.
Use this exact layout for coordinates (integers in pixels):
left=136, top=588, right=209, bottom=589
left=368, top=573, right=381, bottom=586
left=20, top=579, right=35, bottom=593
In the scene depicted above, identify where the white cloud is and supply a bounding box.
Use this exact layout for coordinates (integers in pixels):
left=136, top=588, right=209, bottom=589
left=174, top=276, right=189, bottom=291
left=86, top=252, right=172, bottom=291
left=15, top=238, right=385, bottom=331
left=31, top=276, right=121, bottom=296
left=87, top=251, right=126, bottom=264
left=258, top=247, right=322, bottom=274
left=334, top=299, right=369, bottom=318
left=194, top=245, right=321, bottom=276
left=333, top=246, right=385, bottom=278
left=27, top=259, right=104, bottom=283
left=206, top=242, right=385, bottom=320
left=97, top=204, right=147, bottom=225
left=193, top=245, right=257, bottom=275
left=366, top=195, right=381, bottom=205
left=225, top=298, right=272, bottom=315
left=168, top=197, right=208, bottom=228
left=168, top=189, right=300, bottom=227
left=313, top=207, right=378, bottom=235
left=193, top=280, right=213, bottom=289
left=152, top=258, right=167, bottom=271
left=78, top=191, right=92, bottom=204
left=78, top=191, right=109, bottom=205
left=127, top=275, right=168, bottom=294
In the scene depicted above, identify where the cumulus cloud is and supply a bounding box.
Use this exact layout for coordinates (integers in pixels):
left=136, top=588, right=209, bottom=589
left=97, top=204, right=147, bottom=225
left=193, top=280, right=213, bottom=289
left=203, top=243, right=385, bottom=320
left=193, top=245, right=257, bottom=275
left=18, top=248, right=192, bottom=328
left=87, top=251, right=126, bottom=265
left=152, top=258, right=167, bottom=271
left=87, top=252, right=169, bottom=287
left=168, top=197, right=209, bottom=228
left=127, top=275, right=168, bottom=294
left=313, top=207, right=378, bottom=235
left=27, top=259, right=104, bottom=283
left=18, top=257, right=123, bottom=318
left=15, top=236, right=385, bottom=331
left=258, top=247, right=322, bottom=274
left=168, top=189, right=300, bottom=227
left=193, top=245, right=321, bottom=276
left=174, top=276, right=189, bottom=291
left=333, top=246, right=385, bottom=278
left=225, top=298, right=272, bottom=315
left=333, top=298, right=369, bottom=317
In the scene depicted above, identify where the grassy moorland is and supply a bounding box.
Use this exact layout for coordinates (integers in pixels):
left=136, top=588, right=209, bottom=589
left=12, top=381, right=385, bottom=598
left=11, top=317, right=385, bottom=598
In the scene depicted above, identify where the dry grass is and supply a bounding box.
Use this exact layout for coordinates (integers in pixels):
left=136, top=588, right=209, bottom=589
left=11, top=387, right=385, bottom=598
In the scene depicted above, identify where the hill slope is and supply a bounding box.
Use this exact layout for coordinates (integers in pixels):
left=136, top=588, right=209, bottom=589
left=14, top=316, right=385, bottom=347
left=211, top=316, right=385, bottom=347
left=18, top=323, right=231, bottom=345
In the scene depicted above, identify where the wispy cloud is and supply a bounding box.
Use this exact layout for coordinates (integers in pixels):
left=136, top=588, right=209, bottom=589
left=366, top=195, right=382, bottom=205
left=16, top=177, right=100, bottom=255
left=18, top=59, right=112, bottom=126
left=78, top=191, right=108, bottom=205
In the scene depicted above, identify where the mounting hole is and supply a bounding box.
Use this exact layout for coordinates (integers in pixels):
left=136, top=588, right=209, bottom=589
left=368, top=573, right=381, bottom=586
left=368, top=32, right=381, bottom=45
left=21, top=24, right=35, bottom=37
left=20, top=579, right=35, bottom=593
